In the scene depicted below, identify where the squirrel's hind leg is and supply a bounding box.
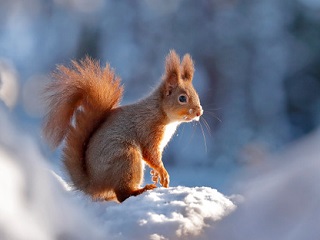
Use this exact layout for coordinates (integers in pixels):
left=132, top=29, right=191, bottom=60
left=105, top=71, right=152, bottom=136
left=115, top=184, right=157, bottom=203
left=111, top=145, right=156, bottom=203
left=131, top=184, right=157, bottom=197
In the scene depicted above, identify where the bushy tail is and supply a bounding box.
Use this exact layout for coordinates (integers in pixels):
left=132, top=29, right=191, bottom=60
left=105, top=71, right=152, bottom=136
left=43, top=56, right=123, bottom=191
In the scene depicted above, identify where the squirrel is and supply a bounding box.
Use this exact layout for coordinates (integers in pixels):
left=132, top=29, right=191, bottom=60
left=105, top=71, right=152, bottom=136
left=43, top=50, right=203, bottom=202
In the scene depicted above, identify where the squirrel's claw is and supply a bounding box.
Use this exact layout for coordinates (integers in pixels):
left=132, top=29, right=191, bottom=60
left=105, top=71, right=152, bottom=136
left=159, top=168, right=170, bottom=188
left=150, top=168, right=169, bottom=187
left=150, top=169, right=159, bottom=184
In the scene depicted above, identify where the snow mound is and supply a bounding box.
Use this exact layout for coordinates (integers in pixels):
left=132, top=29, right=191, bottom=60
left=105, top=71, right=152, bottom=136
left=211, top=128, right=320, bottom=240
left=80, top=186, right=236, bottom=240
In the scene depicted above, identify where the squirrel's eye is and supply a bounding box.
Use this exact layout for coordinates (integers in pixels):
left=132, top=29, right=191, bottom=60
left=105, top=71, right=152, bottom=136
left=178, top=94, right=188, bottom=104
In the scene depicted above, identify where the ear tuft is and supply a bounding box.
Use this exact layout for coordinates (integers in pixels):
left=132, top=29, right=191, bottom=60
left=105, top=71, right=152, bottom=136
left=163, top=50, right=181, bottom=88
left=181, top=54, right=194, bottom=81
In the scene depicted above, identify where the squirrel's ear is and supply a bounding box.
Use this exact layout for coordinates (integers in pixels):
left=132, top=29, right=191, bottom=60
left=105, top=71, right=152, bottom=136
left=163, top=50, right=181, bottom=96
left=181, top=54, right=194, bottom=82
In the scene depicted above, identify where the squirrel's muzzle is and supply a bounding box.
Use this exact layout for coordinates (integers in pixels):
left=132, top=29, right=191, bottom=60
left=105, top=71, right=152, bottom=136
left=196, top=106, right=203, bottom=117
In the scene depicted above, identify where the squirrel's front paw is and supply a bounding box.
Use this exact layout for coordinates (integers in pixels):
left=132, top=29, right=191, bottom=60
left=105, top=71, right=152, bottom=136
left=150, top=169, right=159, bottom=184
left=158, top=168, right=170, bottom=188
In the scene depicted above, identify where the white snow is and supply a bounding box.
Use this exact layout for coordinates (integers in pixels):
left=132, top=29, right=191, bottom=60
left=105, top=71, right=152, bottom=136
left=0, top=105, right=236, bottom=240
left=0, top=107, right=106, bottom=240
left=210, top=128, right=320, bottom=240
left=0, top=60, right=19, bottom=109
left=79, top=186, right=235, bottom=240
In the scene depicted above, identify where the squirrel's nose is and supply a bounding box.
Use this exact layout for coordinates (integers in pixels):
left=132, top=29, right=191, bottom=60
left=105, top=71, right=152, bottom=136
left=196, top=106, right=203, bottom=117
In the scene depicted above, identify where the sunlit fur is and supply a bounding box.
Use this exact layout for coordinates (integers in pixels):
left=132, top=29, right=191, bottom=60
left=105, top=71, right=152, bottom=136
left=43, top=57, right=123, bottom=194
left=43, top=50, right=202, bottom=202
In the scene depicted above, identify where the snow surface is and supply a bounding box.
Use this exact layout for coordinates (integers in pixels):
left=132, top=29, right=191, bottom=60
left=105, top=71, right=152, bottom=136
left=0, top=105, right=236, bottom=240
left=74, top=186, right=236, bottom=240
left=210, top=128, right=320, bottom=240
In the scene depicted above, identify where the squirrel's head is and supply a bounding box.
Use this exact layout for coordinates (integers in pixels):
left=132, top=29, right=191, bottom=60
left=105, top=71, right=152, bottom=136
left=161, top=50, right=203, bottom=123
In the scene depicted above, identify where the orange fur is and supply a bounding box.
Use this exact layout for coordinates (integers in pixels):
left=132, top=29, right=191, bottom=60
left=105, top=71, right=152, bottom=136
left=43, top=57, right=123, bottom=191
left=43, top=50, right=202, bottom=202
left=181, top=54, right=194, bottom=81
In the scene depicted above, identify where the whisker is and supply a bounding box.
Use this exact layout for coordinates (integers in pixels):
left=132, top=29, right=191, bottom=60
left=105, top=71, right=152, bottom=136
left=204, top=111, right=222, bottom=123
left=198, top=121, right=208, bottom=153
left=201, top=117, right=212, bottom=137
left=203, top=107, right=222, bottom=111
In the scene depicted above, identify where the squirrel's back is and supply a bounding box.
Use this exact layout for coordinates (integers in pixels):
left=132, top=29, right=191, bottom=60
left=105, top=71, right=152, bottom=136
left=43, top=57, right=123, bottom=191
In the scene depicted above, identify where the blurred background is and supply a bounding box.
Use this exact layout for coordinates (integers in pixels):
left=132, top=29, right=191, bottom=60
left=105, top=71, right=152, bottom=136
left=1, top=0, right=320, bottom=192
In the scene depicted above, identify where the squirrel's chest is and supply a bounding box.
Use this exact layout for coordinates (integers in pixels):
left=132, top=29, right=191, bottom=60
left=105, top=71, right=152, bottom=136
left=159, top=122, right=179, bottom=151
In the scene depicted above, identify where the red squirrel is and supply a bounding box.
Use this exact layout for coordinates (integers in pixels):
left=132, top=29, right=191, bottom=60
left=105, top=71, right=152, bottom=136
left=43, top=50, right=203, bottom=202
